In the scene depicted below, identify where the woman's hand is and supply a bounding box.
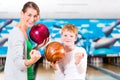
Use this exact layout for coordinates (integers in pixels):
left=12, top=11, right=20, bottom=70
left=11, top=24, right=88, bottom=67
left=75, top=52, right=84, bottom=65
left=35, top=38, right=49, bottom=50
left=25, top=50, right=41, bottom=66
left=30, top=49, right=41, bottom=64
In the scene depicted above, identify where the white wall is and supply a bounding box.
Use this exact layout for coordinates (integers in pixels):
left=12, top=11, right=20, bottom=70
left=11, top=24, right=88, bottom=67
left=0, top=0, right=120, bottom=19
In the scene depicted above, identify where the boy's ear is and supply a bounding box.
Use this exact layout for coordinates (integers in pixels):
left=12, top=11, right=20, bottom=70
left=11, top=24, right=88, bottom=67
left=75, top=37, right=78, bottom=44
left=75, top=37, right=78, bottom=41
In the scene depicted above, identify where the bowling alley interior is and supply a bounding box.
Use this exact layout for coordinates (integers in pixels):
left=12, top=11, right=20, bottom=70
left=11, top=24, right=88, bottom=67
left=0, top=0, right=120, bottom=80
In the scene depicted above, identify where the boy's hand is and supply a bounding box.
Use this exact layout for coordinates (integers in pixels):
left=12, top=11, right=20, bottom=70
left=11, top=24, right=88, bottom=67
left=50, top=62, right=58, bottom=70
left=75, top=52, right=84, bottom=65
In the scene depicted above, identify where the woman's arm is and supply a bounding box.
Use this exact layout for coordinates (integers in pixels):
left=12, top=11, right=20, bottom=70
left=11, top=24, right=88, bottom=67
left=24, top=49, right=41, bottom=66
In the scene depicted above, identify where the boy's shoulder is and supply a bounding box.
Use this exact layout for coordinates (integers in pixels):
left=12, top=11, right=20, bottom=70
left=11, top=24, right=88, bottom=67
left=76, top=46, right=85, bottom=50
left=75, top=46, right=87, bottom=54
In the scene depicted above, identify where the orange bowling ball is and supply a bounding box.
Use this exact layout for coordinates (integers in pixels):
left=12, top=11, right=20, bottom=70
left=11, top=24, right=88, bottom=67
left=44, top=41, right=66, bottom=63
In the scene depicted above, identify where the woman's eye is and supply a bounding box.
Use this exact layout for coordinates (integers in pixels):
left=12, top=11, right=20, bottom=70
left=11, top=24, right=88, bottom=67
left=34, top=15, right=38, bottom=18
left=28, top=14, right=32, bottom=17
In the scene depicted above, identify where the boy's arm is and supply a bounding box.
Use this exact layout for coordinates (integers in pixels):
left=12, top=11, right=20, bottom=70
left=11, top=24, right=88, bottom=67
left=75, top=52, right=84, bottom=65
left=75, top=48, right=87, bottom=73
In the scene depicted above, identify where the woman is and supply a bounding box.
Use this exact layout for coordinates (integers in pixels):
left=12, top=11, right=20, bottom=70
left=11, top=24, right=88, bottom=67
left=4, top=1, right=48, bottom=80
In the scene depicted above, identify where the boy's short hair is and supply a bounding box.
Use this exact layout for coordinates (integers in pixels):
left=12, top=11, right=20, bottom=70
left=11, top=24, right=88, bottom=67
left=61, top=24, right=78, bottom=37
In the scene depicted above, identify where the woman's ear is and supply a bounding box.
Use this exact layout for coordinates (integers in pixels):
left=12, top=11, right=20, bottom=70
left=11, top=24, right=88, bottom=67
left=37, top=15, right=40, bottom=21
left=20, top=11, right=24, bottom=19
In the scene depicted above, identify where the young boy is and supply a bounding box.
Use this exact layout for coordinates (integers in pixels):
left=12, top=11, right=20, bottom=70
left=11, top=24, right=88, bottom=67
left=51, top=24, right=87, bottom=80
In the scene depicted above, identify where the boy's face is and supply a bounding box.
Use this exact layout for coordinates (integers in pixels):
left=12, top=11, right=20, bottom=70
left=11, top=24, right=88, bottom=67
left=61, top=30, right=77, bottom=46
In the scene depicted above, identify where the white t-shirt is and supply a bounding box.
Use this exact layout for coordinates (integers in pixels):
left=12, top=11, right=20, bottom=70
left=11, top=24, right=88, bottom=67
left=54, top=46, right=87, bottom=80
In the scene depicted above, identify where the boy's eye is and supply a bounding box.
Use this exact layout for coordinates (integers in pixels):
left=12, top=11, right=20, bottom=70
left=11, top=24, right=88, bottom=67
left=64, top=35, right=67, bottom=37
left=70, top=35, right=73, bottom=37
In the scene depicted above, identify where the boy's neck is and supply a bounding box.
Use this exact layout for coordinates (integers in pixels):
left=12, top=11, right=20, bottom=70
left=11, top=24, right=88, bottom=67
left=65, top=44, right=75, bottom=52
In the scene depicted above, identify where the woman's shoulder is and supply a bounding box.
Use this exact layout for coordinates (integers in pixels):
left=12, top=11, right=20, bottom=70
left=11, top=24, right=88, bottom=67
left=10, top=27, right=23, bottom=35
left=10, top=27, right=21, bottom=33
left=9, top=27, right=25, bottom=41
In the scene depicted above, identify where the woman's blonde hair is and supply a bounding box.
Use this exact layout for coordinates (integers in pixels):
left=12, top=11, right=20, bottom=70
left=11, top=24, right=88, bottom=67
left=61, top=24, right=78, bottom=37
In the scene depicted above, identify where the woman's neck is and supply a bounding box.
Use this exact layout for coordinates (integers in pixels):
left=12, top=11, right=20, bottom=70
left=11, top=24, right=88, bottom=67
left=16, top=22, right=28, bottom=30
left=16, top=22, right=28, bottom=40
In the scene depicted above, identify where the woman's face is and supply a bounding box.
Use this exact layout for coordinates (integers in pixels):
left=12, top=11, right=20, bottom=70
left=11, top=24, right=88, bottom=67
left=61, top=30, right=77, bottom=46
left=21, top=8, right=39, bottom=27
